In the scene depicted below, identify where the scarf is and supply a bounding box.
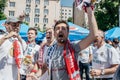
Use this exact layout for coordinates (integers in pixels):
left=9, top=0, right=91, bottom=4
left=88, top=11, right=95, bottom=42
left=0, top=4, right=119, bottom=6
left=13, top=39, right=21, bottom=69
left=37, top=44, right=45, bottom=68
left=63, top=40, right=81, bottom=80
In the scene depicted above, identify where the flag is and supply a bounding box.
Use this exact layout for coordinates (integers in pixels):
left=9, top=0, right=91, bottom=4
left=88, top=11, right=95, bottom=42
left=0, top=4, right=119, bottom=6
left=75, top=0, right=84, bottom=10
left=75, top=0, right=95, bottom=12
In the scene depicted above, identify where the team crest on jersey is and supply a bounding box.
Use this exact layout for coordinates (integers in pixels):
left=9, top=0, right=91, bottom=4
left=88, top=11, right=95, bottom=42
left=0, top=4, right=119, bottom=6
left=100, top=52, right=104, bottom=56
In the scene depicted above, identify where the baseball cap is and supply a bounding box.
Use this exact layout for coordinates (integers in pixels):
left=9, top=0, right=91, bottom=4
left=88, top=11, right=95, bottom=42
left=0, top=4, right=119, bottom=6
left=5, top=16, right=22, bottom=24
left=96, top=30, right=104, bottom=37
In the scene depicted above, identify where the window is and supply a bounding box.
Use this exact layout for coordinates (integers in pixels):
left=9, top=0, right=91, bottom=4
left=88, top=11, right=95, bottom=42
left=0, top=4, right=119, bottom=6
left=25, top=8, right=31, bottom=13
left=35, top=0, right=40, bottom=4
left=26, top=4, right=31, bottom=7
left=34, top=18, right=39, bottom=23
left=9, top=2, right=15, bottom=7
left=35, top=8, right=40, bottom=14
left=69, top=10, right=71, bottom=12
left=44, top=9, right=48, bottom=15
left=69, top=13, right=71, bottom=15
left=25, top=16, right=30, bottom=22
left=9, top=11, right=15, bottom=16
left=44, top=0, right=49, bottom=6
left=26, top=0, right=31, bottom=3
left=43, top=18, right=48, bottom=23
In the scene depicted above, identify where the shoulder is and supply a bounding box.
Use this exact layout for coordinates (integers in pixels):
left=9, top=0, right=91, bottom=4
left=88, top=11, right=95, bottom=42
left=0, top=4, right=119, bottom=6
left=104, top=43, right=118, bottom=53
left=104, top=43, right=113, bottom=49
left=35, top=44, right=40, bottom=47
left=70, top=41, right=81, bottom=53
left=35, top=44, right=40, bottom=50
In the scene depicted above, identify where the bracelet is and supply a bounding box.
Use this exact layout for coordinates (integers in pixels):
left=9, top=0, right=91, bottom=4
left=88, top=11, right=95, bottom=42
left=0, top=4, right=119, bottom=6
left=35, top=74, right=39, bottom=78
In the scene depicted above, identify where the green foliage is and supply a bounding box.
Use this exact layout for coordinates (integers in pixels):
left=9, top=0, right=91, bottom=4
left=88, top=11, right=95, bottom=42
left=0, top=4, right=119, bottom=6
left=23, top=21, right=29, bottom=26
left=67, top=17, right=73, bottom=22
left=95, top=0, right=119, bottom=31
left=0, top=0, right=7, bottom=20
left=0, top=12, right=6, bottom=20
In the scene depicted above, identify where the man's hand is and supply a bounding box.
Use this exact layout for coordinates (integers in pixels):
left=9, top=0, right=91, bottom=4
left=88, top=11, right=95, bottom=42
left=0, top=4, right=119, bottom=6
left=90, top=69, right=102, bottom=76
left=26, top=73, right=39, bottom=80
left=4, top=31, right=19, bottom=39
left=18, top=11, right=25, bottom=21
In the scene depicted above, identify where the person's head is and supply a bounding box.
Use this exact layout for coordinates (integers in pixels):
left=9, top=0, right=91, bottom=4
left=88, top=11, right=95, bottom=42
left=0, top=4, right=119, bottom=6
left=27, top=27, right=37, bottom=43
left=0, top=29, right=5, bottom=34
left=46, top=27, right=54, bottom=43
left=5, top=16, right=22, bottom=33
left=94, top=30, right=105, bottom=47
left=54, top=20, right=69, bottom=44
left=105, top=39, right=112, bottom=45
left=113, top=38, right=119, bottom=44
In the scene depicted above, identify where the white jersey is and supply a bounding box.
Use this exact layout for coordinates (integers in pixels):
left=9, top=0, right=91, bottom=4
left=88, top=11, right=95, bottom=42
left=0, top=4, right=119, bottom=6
left=20, top=43, right=40, bottom=75
left=114, top=45, right=120, bottom=60
left=92, top=43, right=120, bottom=78
left=43, top=45, right=49, bottom=63
left=0, top=35, right=25, bottom=80
left=78, top=46, right=92, bottom=63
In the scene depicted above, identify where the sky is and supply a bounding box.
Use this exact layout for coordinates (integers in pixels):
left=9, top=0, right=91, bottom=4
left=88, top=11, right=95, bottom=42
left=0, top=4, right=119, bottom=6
left=60, top=0, right=74, bottom=7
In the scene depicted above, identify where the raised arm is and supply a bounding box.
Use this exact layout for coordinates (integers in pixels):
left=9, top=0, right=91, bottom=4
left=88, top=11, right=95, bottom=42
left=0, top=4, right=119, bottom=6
left=79, top=7, right=98, bottom=50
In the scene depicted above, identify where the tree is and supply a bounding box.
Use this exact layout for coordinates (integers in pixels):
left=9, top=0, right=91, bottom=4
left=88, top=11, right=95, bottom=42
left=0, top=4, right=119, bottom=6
left=67, top=17, right=73, bottom=22
left=0, top=0, right=7, bottom=20
left=95, top=0, right=119, bottom=31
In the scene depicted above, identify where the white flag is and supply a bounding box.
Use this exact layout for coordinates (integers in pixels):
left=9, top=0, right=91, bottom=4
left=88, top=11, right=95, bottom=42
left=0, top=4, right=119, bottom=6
left=75, top=0, right=91, bottom=10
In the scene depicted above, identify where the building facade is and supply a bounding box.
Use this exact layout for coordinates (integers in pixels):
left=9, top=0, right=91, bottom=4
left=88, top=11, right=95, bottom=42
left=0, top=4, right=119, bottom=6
left=73, top=2, right=86, bottom=28
left=60, top=6, right=73, bottom=21
left=4, top=0, right=61, bottom=31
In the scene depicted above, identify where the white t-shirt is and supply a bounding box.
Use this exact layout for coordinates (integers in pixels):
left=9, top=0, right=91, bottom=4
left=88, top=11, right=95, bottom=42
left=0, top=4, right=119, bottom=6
left=92, top=43, right=120, bottom=78
left=78, top=46, right=92, bottom=63
left=0, top=35, right=25, bottom=80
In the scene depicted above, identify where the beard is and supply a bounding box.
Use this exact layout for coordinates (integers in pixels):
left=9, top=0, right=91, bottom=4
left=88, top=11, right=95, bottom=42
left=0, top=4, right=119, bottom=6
left=57, top=38, right=67, bottom=44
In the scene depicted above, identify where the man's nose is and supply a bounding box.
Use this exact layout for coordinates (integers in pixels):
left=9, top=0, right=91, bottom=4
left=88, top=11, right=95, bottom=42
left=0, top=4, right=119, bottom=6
left=59, top=27, right=63, bottom=31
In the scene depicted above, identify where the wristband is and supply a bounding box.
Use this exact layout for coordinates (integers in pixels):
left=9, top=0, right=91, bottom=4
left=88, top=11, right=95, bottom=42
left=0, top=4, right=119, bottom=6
left=101, top=69, right=105, bottom=75
left=31, top=69, right=37, bottom=73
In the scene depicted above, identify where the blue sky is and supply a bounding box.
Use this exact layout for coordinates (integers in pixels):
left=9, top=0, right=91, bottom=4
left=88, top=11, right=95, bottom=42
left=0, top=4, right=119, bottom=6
left=60, top=0, right=74, bottom=7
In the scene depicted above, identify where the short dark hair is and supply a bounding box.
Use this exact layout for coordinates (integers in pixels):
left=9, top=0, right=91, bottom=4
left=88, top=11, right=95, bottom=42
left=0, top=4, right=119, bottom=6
left=54, top=20, right=69, bottom=32
left=28, top=27, right=37, bottom=35
left=113, top=38, right=119, bottom=44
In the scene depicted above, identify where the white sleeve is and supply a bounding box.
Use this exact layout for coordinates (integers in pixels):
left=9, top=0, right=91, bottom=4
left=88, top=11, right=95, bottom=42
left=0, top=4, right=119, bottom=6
left=109, top=47, right=120, bottom=64
left=89, top=46, right=92, bottom=54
